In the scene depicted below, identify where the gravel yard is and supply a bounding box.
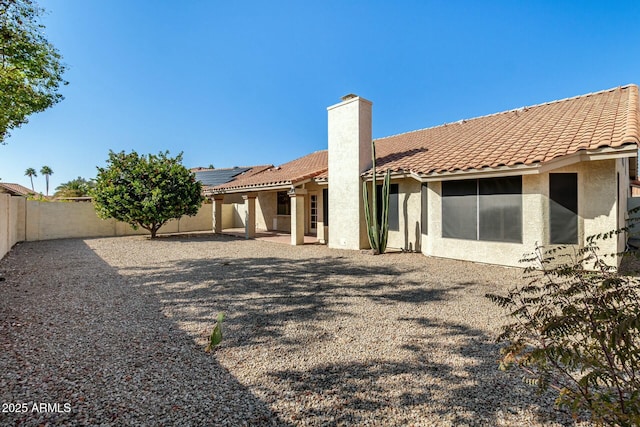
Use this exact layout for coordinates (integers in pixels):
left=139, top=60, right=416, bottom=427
left=0, top=234, right=590, bottom=426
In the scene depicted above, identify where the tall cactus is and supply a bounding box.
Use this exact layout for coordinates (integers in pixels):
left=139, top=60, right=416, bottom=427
left=363, top=140, right=391, bottom=254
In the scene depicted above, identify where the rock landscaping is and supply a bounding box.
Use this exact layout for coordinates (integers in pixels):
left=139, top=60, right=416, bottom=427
left=0, top=234, right=592, bottom=426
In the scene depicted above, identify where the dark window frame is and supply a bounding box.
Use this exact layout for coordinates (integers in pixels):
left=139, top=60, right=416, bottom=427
left=421, top=183, right=428, bottom=235
left=549, top=173, right=578, bottom=244
left=322, top=188, right=328, bottom=226
left=276, top=191, right=290, bottom=216
left=376, top=183, right=399, bottom=232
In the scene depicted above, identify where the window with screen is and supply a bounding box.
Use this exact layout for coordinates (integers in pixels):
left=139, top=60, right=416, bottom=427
left=479, top=177, right=522, bottom=242
left=442, top=179, right=478, bottom=240
left=549, top=173, right=578, bottom=244
left=277, top=191, right=290, bottom=215
left=442, top=176, right=522, bottom=242
left=376, top=183, right=399, bottom=231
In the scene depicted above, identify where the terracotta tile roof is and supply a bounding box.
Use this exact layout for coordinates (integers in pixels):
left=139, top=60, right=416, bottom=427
left=212, top=85, right=639, bottom=192
left=372, top=84, right=640, bottom=176
left=0, top=182, right=36, bottom=196
left=215, top=151, right=327, bottom=192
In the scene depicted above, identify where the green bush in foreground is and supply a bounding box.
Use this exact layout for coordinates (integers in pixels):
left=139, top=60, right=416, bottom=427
left=487, top=237, right=640, bottom=426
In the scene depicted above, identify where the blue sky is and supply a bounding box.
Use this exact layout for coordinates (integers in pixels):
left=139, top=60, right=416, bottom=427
left=1, top=0, right=639, bottom=194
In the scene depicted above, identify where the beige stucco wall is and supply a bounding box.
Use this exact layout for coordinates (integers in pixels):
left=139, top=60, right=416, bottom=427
left=257, top=192, right=279, bottom=231
left=327, top=96, right=372, bottom=250
left=421, top=159, right=620, bottom=268
left=222, top=204, right=235, bottom=229
left=386, top=179, right=422, bottom=251
left=1, top=195, right=26, bottom=259
left=223, top=182, right=326, bottom=236
left=24, top=201, right=212, bottom=241
left=0, top=194, right=9, bottom=259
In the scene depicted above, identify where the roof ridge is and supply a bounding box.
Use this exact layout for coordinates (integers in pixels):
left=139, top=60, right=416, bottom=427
left=376, top=84, right=638, bottom=142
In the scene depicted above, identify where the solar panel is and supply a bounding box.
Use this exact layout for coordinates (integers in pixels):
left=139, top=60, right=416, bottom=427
left=193, top=167, right=251, bottom=186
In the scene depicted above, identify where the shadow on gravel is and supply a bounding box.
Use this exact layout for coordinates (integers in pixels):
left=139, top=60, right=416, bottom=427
left=121, top=254, right=456, bottom=348
left=112, top=237, right=577, bottom=426
left=0, top=239, right=290, bottom=426
left=266, top=316, right=576, bottom=426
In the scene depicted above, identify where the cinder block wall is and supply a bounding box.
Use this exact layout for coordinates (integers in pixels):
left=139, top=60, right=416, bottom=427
left=1, top=194, right=26, bottom=259
left=24, top=201, right=213, bottom=241
left=0, top=199, right=214, bottom=259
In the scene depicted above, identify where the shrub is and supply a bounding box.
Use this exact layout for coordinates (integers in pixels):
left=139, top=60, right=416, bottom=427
left=487, top=237, right=640, bottom=426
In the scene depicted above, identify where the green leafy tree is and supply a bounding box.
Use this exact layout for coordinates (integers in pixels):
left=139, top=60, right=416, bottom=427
left=54, top=176, right=94, bottom=198
left=39, top=165, right=52, bottom=195
left=24, top=167, right=36, bottom=190
left=487, top=237, right=640, bottom=426
left=93, top=150, right=204, bottom=238
left=0, top=0, right=67, bottom=143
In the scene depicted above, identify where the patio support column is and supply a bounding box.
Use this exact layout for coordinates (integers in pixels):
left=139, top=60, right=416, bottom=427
left=212, top=195, right=224, bottom=234
left=289, top=188, right=307, bottom=245
left=242, top=193, right=257, bottom=239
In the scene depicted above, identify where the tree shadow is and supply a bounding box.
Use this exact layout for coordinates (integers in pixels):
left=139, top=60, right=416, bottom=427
left=3, top=235, right=587, bottom=425
left=106, top=237, right=579, bottom=425
left=0, top=239, right=291, bottom=426
left=267, top=315, right=581, bottom=426
left=119, top=253, right=450, bottom=349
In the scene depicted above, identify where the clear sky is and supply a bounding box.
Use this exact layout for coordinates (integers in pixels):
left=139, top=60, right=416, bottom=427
left=1, top=0, right=639, bottom=194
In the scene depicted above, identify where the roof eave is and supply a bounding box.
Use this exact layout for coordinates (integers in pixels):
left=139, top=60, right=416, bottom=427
left=416, top=144, right=639, bottom=182
left=206, top=182, right=295, bottom=195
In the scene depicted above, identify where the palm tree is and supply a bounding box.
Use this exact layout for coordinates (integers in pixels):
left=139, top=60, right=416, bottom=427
left=24, top=168, right=37, bottom=191
left=54, top=177, right=94, bottom=198
left=40, top=166, right=53, bottom=196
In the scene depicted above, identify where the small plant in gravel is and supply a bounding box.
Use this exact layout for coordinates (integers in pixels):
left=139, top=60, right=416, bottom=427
left=486, top=236, right=640, bottom=426
left=205, top=313, right=225, bottom=353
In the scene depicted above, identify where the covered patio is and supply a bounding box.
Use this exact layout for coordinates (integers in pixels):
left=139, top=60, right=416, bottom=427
left=221, top=227, right=319, bottom=245
left=205, top=151, right=329, bottom=247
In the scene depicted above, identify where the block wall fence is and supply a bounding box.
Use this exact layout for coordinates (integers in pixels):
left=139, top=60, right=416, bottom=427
left=0, top=195, right=213, bottom=259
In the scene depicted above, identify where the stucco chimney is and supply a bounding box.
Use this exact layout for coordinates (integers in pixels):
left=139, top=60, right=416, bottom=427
left=327, top=94, right=373, bottom=250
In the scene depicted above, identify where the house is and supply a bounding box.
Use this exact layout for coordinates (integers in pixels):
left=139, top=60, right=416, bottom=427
left=0, top=183, right=36, bottom=197
left=207, top=85, right=640, bottom=267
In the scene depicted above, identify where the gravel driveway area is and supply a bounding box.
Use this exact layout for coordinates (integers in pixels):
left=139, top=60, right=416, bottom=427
left=0, top=234, right=590, bottom=426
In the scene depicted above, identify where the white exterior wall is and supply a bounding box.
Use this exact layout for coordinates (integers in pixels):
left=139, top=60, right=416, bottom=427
left=327, top=96, right=372, bottom=250
left=419, top=159, right=621, bottom=268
